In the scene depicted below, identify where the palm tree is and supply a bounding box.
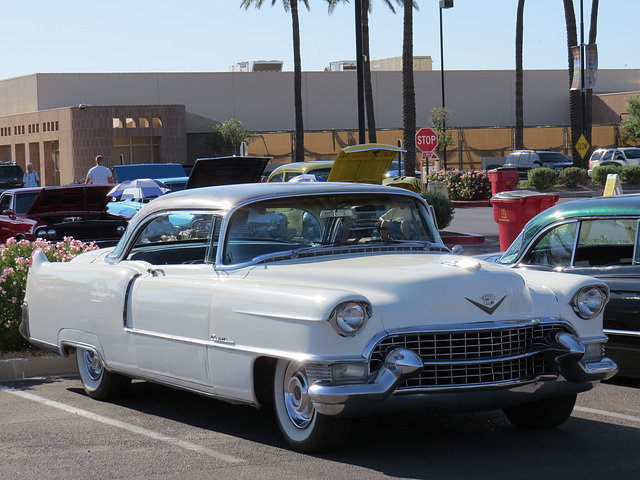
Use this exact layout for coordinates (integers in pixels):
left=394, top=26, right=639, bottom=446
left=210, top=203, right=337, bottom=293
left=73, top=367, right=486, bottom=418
left=514, top=0, right=525, bottom=150
left=562, top=0, right=581, bottom=166
left=402, top=0, right=418, bottom=176
left=241, top=0, right=310, bottom=162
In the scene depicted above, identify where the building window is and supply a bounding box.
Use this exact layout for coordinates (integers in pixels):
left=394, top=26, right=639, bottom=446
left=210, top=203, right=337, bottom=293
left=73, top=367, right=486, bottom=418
left=125, top=118, right=136, bottom=128
left=139, top=117, right=150, bottom=128
left=113, top=118, right=123, bottom=129
left=152, top=117, right=162, bottom=127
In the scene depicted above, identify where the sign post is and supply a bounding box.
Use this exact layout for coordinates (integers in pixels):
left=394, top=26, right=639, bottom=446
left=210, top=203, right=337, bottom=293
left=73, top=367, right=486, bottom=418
left=416, top=128, right=439, bottom=184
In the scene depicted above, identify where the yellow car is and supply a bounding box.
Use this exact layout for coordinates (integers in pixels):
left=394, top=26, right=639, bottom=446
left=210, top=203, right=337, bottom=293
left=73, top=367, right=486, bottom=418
left=267, top=160, right=334, bottom=182
left=267, top=143, right=405, bottom=184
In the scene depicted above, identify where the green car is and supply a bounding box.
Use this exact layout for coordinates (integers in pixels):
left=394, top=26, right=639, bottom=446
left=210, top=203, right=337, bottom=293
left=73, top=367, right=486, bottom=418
left=481, top=194, right=640, bottom=378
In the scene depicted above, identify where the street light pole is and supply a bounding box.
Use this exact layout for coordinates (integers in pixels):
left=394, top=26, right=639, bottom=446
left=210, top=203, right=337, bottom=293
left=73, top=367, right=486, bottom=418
left=355, top=0, right=366, bottom=144
left=439, top=0, right=453, bottom=170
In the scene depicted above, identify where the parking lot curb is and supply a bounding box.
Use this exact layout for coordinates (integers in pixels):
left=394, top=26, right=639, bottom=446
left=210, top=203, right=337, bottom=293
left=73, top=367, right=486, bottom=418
left=0, top=353, right=77, bottom=382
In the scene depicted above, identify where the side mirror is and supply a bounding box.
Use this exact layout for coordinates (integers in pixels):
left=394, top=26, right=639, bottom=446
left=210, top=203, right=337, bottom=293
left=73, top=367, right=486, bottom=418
left=533, top=160, right=543, bottom=166
left=2, top=209, right=14, bottom=217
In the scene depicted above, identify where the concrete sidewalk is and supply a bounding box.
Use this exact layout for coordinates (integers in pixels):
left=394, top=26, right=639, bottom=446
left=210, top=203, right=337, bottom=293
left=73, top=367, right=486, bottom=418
left=0, top=352, right=77, bottom=382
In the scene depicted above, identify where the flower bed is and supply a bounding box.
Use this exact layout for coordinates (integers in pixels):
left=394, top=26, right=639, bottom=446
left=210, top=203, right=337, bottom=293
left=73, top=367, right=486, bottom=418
left=426, top=169, right=491, bottom=201
left=1, top=237, right=99, bottom=353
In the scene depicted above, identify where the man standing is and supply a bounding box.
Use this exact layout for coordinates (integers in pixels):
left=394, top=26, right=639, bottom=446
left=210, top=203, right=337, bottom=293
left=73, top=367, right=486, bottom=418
left=85, top=155, right=113, bottom=184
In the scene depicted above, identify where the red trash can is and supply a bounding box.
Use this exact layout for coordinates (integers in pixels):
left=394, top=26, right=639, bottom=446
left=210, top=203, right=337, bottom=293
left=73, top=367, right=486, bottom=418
left=491, top=190, right=559, bottom=251
left=488, top=167, right=518, bottom=196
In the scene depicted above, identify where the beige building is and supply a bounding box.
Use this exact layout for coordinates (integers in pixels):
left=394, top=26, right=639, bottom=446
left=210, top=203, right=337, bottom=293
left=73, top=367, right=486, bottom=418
left=0, top=104, right=186, bottom=185
left=0, top=68, right=639, bottom=185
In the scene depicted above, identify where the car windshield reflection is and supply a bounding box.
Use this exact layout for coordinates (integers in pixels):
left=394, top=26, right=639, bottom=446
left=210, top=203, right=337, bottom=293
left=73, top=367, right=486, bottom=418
left=223, top=194, right=441, bottom=265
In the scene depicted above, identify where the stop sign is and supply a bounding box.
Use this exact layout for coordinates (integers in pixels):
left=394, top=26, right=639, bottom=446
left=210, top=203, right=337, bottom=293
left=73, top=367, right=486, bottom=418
left=415, top=128, right=438, bottom=155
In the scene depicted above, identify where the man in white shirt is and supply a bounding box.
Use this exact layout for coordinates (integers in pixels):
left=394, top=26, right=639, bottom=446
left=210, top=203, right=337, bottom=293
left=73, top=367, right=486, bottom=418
left=85, top=155, right=113, bottom=184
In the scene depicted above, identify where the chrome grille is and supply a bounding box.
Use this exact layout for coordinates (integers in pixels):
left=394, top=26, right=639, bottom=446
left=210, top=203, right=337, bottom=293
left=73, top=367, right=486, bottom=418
left=370, top=323, right=567, bottom=389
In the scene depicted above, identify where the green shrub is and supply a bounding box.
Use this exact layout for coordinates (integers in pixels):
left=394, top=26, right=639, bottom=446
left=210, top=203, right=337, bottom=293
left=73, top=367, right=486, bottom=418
left=592, top=165, right=623, bottom=185
left=0, top=237, right=98, bottom=353
left=422, top=191, right=454, bottom=230
left=425, top=169, right=491, bottom=201
left=527, top=168, right=558, bottom=190
left=559, top=167, right=588, bottom=187
left=621, top=165, right=640, bottom=184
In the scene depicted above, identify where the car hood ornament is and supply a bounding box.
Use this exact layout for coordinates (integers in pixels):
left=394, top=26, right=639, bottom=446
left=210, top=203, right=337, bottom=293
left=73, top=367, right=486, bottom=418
left=465, top=294, right=506, bottom=315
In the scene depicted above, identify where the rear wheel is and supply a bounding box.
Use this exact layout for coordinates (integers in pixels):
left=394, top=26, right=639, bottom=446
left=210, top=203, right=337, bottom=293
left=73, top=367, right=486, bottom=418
left=503, top=394, right=577, bottom=429
left=76, top=348, right=131, bottom=400
left=273, top=360, right=351, bottom=453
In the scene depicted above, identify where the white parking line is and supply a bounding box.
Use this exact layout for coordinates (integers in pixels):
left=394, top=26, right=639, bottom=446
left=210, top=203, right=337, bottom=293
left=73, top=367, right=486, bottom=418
left=0, top=385, right=245, bottom=464
left=574, top=406, right=640, bottom=425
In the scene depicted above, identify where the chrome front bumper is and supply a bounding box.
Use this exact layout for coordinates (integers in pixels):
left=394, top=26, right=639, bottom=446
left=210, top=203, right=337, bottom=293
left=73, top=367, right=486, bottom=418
left=308, top=334, right=618, bottom=417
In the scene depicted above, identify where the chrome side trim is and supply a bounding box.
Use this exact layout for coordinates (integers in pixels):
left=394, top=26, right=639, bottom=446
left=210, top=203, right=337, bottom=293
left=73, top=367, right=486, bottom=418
left=122, top=273, right=142, bottom=328
left=605, top=329, right=640, bottom=338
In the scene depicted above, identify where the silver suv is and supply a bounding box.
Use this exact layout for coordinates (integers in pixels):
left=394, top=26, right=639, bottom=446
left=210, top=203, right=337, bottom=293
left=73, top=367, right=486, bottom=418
left=587, top=147, right=640, bottom=177
left=503, top=150, right=574, bottom=179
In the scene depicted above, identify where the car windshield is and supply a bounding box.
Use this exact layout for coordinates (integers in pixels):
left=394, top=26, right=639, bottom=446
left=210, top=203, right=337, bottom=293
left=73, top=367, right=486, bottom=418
left=538, top=152, right=569, bottom=163
left=223, top=193, right=441, bottom=265
left=623, top=149, right=640, bottom=159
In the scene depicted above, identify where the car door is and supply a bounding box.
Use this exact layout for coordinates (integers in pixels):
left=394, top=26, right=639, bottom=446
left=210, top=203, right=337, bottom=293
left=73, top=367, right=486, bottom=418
left=123, top=212, right=218, bottom=388
left=0, top=192, right=35, bottom=242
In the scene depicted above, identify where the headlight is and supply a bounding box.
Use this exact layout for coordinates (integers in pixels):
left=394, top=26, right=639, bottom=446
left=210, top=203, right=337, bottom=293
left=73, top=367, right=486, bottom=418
left=328, top=301, right=371, bottom=337
left=571, top=286, right=609, bottom=319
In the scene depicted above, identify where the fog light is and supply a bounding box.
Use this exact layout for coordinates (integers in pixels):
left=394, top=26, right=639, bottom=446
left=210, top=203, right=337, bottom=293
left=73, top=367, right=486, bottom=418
left=331, top=363, right=368, bottom=382
left=584, top=341, right=605, bottom=362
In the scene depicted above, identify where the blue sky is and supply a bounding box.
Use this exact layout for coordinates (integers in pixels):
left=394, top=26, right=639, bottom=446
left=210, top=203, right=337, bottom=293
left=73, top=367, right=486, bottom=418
left=2, top=0, right=637, bottom=79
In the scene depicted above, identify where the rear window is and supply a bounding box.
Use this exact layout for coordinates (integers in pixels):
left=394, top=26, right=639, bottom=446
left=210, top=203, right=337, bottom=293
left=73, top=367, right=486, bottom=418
left=538, top=152, right=569, bottom=163
left=0, top=165, right=24, bottom=183
left=624, top=149, right=640, bottom=159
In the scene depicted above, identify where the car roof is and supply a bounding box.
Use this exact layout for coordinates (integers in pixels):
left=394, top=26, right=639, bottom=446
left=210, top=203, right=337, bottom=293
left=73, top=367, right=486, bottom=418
left=519, top=194, right=640, bottom=246
left=268, top=160, right=335, bottom=179
left=125, top=181, right=422, bottom=233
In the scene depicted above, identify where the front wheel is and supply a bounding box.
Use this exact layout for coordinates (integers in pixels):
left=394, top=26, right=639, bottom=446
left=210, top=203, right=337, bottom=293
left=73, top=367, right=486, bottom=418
left=503, top=394, right=577, bottom=429
left=76, top=348, right=131, bottom=400
left=273, top=360, right=351, bottom=453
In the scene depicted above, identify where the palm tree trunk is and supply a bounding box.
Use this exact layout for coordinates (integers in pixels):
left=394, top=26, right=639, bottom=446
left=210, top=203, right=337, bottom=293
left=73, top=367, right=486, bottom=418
left=515, top=0, right=525, bottom=150
left=362, top=0, right=376, bottom=143
left=402, top=0, right=416, bottom=176
left=291, top=0, right=305, bottom=162
left=563, top=0, right=581, bottom=167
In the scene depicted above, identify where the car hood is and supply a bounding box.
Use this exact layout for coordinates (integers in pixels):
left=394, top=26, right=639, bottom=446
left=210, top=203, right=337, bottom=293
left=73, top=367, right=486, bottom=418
left=243, top=254, right=559, bottom=330
left=27, top=185, right=112, bottom=216
left=185, top=156, right=270, bottom=189
left=327, top=144, right=405, bottom=184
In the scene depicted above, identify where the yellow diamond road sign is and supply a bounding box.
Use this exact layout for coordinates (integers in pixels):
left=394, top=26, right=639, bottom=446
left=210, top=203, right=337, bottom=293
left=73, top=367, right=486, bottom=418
left=576, top=134, right=590, bottom=159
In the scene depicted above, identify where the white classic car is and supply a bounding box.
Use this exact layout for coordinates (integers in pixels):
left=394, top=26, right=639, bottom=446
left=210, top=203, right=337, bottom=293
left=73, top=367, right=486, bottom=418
left=20, top=182, right=617, bottom=452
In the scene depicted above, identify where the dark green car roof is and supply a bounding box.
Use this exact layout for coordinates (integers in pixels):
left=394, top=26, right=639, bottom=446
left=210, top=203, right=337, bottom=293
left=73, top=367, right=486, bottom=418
left=518, top=193, right=640, bottom=248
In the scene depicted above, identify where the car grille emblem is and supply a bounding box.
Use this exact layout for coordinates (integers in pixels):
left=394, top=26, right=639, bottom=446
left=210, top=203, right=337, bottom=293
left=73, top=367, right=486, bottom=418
left=465, top=294, right=506, bottom=315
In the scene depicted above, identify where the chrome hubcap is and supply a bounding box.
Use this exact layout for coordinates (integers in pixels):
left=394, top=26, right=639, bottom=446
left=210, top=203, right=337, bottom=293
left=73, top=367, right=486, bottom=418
left=283, top=364, right=314, bottom=429
left=83, top=350, right=102, bottom=381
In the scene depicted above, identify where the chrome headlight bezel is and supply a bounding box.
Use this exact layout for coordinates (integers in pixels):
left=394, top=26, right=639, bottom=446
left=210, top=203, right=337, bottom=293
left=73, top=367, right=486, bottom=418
left=571, top=285, right=609, bottom=320
left=328, top=301, right=371, bottom=337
